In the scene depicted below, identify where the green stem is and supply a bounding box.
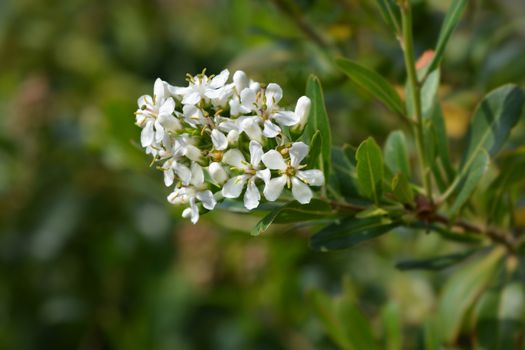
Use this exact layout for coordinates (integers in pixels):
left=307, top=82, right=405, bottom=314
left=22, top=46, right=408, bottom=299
left=400, top=1, right=433, bottom=203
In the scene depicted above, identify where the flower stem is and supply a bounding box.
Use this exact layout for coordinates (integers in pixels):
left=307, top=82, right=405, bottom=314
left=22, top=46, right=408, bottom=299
left=399, top=1, right=433, bottom=203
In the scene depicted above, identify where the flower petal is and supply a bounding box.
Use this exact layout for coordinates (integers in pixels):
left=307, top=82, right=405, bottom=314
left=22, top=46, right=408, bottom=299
left=272, top=111, right=299, bottom=126
left=239, top=116, right=263, bottom=143
left=140, top=120, right=155, bottom=147
left=289, top=142, right=309, bottom=168
left=244, top=178, right=260, bottom=210
left=159, top=97, right=175, bottom=115
left=209, top=69, right=229, bottom=89
left=182, top=90, right=201, bottom=105
left=256, top=168, right=271, bottom=184
left=263, top=175, right=287, bottom=201
left=196, top=190, right=216, bottom=210
left=223, top=149, right=246, bottom=169
left=240, top=88, right=256, bottom=111
left=211, top=129, right=228, bottom=150
left=261, top=150, right=287, bottom=170
left=249, top=140, right=263, bottom=167
left=164, top=168, right=174, bottom=187
left=296, top=169, right=324, bottom=186
left=222, top=175, right=248, bottom=198
left=154, top=78, right=166, bottom=101
left=265, top=83, right=283, bottom=108
left=291, top=177, right=313, bottom=204
left=295, top=96, right=311, bottom=129
left=137, top=95, right=152, bottom=108
left=262, top=120, right=281, bottom=138
left=175, top=163, right=192, bottom=186
left=190, top=162, right=204, bottom=187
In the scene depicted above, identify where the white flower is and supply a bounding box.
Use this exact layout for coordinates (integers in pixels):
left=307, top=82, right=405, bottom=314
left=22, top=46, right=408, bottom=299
left=262, top=142, right=324, bottom=204
left=167, top=163, right=216, bottom=224
left=170, top=69, right=232, bottom=106
left=292, top=96, right=311, bottom=131
left=221, top=141, right=270, bottom=210
left=136, top=78, right=177, bottom=147
left=236, top=83, right=302, bottom=139
left=172, top=134, right=202, bottom=162
left=162, top=158, right=191, bottom=187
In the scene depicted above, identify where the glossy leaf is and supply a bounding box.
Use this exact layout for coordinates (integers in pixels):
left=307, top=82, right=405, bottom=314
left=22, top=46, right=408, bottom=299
left=336, top=58, right=405, bottom=116
left=251, top=199, right=334, bottom=236
left=303, top=75, right=332, bottom=182
left=384, top=130, right=410, bottom=178
left=310, top=216, right=399, bottom=251
left=356, top=137, right=384, bottom=204
left=435, top=248, right=504, bottom=344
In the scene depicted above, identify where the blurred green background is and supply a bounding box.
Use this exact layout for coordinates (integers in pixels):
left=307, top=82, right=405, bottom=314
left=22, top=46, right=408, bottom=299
left=1, top=0, right=524, bottom=349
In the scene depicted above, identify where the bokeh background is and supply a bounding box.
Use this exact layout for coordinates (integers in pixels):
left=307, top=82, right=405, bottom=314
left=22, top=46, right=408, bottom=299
left=1, top=0, right=524, bottom=349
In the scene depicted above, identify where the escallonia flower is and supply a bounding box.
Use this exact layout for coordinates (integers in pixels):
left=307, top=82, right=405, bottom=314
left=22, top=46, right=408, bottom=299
left=262, top=142, right=324, bottom=204
left=135, top=69, right=324, bottom=223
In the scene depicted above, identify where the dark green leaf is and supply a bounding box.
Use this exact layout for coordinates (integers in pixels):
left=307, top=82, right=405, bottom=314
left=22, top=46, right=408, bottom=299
left=251, top=199, right=334, bottom=236
left=435, top=248, right=504, bottom=344
left=375, top=0, right=401, bottom=34
left=384, top=130, right=410, bottom=178
left=307, top=130, right=322, bottom=170
left=303, top=75, right=332, bottom=182
left=356, top=137, right=384, bottom=204
left=395, top=248, right=482, bottom=271
left=336, top=58, right=405, bottom=116
left=391, top=173, right=414, bottom=204
left=310, top=216, right=399, bottom=251
left=424, top=0, right=468, bottom=76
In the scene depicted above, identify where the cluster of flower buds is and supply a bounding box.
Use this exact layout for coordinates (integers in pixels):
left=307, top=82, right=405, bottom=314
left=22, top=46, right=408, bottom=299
left=135, top=69, right=324, bottom=223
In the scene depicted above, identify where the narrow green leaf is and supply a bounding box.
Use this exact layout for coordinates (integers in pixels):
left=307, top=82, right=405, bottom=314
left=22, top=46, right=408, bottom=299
left=310, top=216, right=399, bottom=251
left=395, top=248, right=482, bottom=271
left=448, top=149, right=490, bottom=216
left=391, top=173, right=414, bottom=204
left=251, top=199, right=334, bottom=236
left=336, top=58, right=405, bottom=116
left=424, top=0, right=468, bottom=75
left=375, top=0, right=401, bottom=34
left=384, top=130, right=410, bottom=178
left=307, top=130, right=322, bottom=170
left=356, top=137, right=384, bottom=204
left=435, top=248, right=504, bottom=344
left=303, top=75, right=332, bottom=182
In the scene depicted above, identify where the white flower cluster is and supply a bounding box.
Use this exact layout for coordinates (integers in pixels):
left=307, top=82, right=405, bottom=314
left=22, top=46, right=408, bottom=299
left=135, top=69, right=324, bottom=223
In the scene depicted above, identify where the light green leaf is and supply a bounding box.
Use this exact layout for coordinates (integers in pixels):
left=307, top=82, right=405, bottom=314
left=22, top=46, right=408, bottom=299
left=381, top=302, right=402, bottom=350
left=423, top=0, right=468, bottom=76
left=309, top=289, right=380, bottom=350
left=336, top=58, right=405, bottom=116
left=448, top=149, right=490, bottom=216
left=356, top=137, right=384, bottom=204
left=251, top=199, right=334, bottom=236
left=391, top=173, right=414, bottom=204
left=462, top=84, right=525, bottom=164
left=310, top=216, right=399, bottom=251
left=435, top=248, right=504, bottom=344
left=303, top=75, right=332, bottom=182
left=384, top=130, right=410, bottom=178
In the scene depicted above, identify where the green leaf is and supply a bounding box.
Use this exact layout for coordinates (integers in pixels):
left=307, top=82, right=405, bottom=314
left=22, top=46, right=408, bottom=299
left=384, top=130, right=410, bottom=178
left=448, top=149, right=490, bottom=216
left=330, top=146, right=360, bottom=200
left=310, top=216, right=399, bottom=251
left=336, top=58, right=405, bottom=116
left=462, top=84, right=525, bottom=165
left=395, top=248, right=482, bottom=271
left=303, top=75, right=332, bottom=182
left=391, top=173, right=414, bottom=204
left=375, top=0, right=401, bottom=34
left=307, top=130, right=322, bottom=170
left=309, top=289, right=380, bottom=350
left=356, top=137, right=384, bottom=204
left=381, top=302, right=402, bottom=350
left=423, top=0, right=468, bottom=76
left=251, top=199, right=334, bottom=236
left=435, top=248, right=504, bottom=344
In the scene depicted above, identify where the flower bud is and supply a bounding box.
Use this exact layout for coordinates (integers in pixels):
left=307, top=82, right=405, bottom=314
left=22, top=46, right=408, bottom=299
left=293, top=96, right=311, bottom=132
left=233, top=70, right=249, bottom=92
left=208, top=162, right=228, bottom=184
